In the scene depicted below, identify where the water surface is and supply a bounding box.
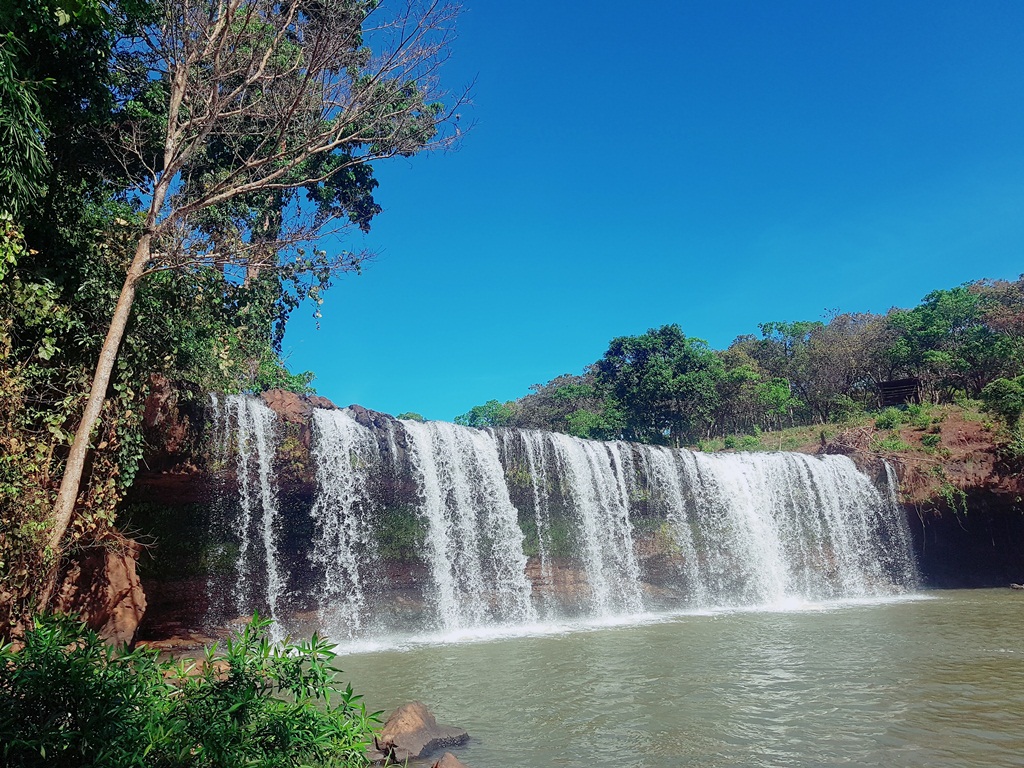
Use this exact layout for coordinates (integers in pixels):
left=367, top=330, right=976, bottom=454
left=335, top=590, right=1024, bottom=767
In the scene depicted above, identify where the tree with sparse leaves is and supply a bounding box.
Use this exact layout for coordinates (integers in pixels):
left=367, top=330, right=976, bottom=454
left=43, top=0, right=465, bottom=594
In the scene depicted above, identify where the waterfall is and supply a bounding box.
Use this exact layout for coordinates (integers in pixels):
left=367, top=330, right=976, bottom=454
left=210, top=394, right=286, bottom=639
left=310, top=409, right=381, bottom=638
left=209, top=400, right=918, bottom=641
left=546, top=433, right=645, bottom=615
left=518, top=430, right=555, bottom=606
left=401, top=419, right=536, bottom=629
left=669, top=451, right=918, bottom=606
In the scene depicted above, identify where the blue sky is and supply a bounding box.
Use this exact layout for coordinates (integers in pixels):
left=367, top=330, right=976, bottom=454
left=282, top=0, right=1024, bottom=421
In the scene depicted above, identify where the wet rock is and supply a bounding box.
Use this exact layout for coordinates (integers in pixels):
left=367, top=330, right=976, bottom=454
left=370, top=702, right=469, bottom=763
left=260, top=389, right=313, bottom=423
left=56, top=540, right=147, bottom=645
left=432, top=753, right=472, bottom=768
left=347, top=403, right=399, bottom=430
left=307, top=394, right=338, bottom=410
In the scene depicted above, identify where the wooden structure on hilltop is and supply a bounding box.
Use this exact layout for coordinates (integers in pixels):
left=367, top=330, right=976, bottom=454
left=877, top=377, right=922, bottom=407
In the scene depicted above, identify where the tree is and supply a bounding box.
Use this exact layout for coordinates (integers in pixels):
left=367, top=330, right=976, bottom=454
left=396, top=411, right=425, bottom=422
left=45, top=0, right=463, bottom=583
left=593, top=324, right=724, bottom=446
left=887, top=286, right=1017, bottom=400
left=454, top=399, right=514, bottom=428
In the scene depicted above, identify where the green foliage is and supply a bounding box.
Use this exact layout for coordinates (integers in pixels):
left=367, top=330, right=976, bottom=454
left=870, top=431, right=912, bottom=453
left=450, top=277, right=1024, bottom=455
left=829, top=393, right=863, bottom=422
left=929, top=467, right=968, bottom=515
left=593, top=324, right=724, bottom=445
left=998, top=428, right=1024, bottom=461
left=905, top=403, right=933, bottom=430
left=888, top=285, right=1021, bottom=398
left=980, top=376, right=1024, bottom=427
left=739, top=434, right=762, bottom=450
left=375, top=507, right=425, bottom=563
left=395, top=412, right=425, bottom=422
left=0, top=37, right=49, bottom=215
left=564, top=401, right=624, bottom=441
left=755, top=377, right=804, bottom=424
left=0, top=613, right=376, bottom=768
left=920, top=432, right=942, bottom=450
left=874, top=407, right=907, bottom=430
left=454, top=399, right=514, bottom=428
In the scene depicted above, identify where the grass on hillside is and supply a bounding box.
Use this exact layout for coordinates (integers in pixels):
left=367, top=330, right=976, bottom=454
left=694, top=400, right=995, bottom=457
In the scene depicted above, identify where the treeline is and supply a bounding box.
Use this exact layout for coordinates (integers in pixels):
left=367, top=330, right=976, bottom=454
left=455, top=279, right=1024, bottom=445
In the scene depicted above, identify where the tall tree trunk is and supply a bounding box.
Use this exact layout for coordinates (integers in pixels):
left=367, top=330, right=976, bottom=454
left=39, top=234, right=152, bottom=605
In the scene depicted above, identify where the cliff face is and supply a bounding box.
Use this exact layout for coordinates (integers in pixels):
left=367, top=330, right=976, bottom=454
left=122, top=387, right=1024, bottom=644
left=819, top=408, right=1024, bottom=588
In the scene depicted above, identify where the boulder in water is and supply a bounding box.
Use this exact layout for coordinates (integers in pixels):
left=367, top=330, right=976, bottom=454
left=432, top=753, right=472, bottom=768
left=369, top=702, right=469, bottom=762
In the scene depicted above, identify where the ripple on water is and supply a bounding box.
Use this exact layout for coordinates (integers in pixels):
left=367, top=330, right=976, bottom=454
left=328, top=590, right=1024, bottom=768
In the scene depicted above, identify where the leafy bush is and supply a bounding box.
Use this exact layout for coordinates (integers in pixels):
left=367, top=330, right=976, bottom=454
left=870, top=431, right=911, bottom=453
left=980, top=376, right=1024, bottom=427
left=829, top=394, right=863, bottom=422
left=723, top=434, right=738, bottom=449
left=0, top=614, right=376, bottom=768
left=874, top=407, right=907, bottom=430
left=921, top=433, right=942, bottom=450
left=906, top=403, right=933, bottom=430
left=739, top=434, right=762, bottom=450
left=999, top=429, right=1024, bottom=461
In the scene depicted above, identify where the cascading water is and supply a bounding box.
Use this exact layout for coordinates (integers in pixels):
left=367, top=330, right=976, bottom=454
left=401, top=418, right=536, bottom=629
left=210, top=394, right=286, bottom=640
left=210, top=400, right=918, bottom=641
left=545, top=433, right=645, bottom=615
left=310, top=409, right=381, bottom=638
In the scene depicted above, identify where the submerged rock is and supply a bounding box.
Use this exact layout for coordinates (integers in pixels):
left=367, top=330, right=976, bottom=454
left=432, top=753, right=472, bottom=768
left=369, top=701, right=469, bottom=763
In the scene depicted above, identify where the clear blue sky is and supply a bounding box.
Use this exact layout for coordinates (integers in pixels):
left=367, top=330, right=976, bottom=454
left=282, top=0, right=1024, bottom=421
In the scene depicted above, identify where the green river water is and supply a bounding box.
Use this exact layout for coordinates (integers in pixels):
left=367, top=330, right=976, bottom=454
left=334, top=590, right=1024, bottom=767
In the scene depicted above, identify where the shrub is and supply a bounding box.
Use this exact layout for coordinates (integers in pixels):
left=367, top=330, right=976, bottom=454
left=870, top=431, right=911, bottom=453
left=739, top=434, right=762, bottom=451
left=830, top=394, right=863, bottom=422
left=906, top=403, right=933, bottom=430
left=921, top=433, right=941, bottom=450
left=874, top=407, right=906, bottom=430
left=0, top=614, right=376, bottom=768
left=723, top=435, right=738, bottom=449
left=980, top=377, right=1024, bottom=428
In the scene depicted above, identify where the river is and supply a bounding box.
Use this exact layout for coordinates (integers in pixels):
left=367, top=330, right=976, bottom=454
left=333, top=590, right=1024, bottom=767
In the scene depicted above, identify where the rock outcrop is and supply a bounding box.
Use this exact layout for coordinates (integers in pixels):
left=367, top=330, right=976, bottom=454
left=820, top=412, right=1024, bottom=588
left=369, top=702, right=469, bottom=763
left=55, top=539, right=147, bottom=645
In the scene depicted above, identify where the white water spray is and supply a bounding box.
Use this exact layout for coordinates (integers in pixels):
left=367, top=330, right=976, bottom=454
left=310, top=409, right=381, bottom=638
left=211, top=402, right=918, bottom=641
